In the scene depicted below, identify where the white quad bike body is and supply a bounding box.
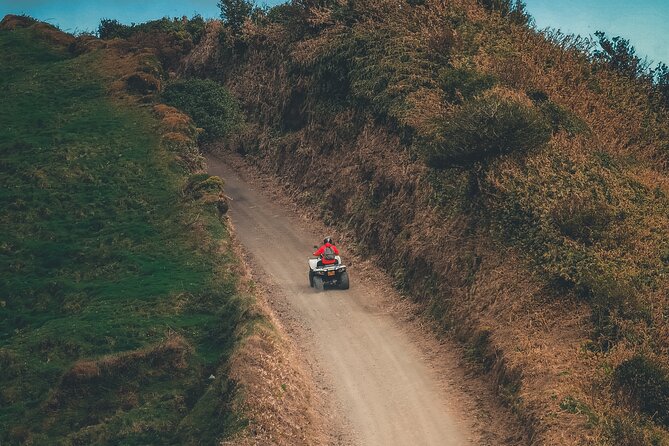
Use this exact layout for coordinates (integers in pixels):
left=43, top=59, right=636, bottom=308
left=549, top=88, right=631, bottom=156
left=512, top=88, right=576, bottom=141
left=308, top=255, right=350, bottom=290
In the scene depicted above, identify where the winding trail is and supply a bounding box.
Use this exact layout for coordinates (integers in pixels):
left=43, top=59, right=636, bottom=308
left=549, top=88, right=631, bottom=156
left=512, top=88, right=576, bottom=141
left=208, top=156, right=475, bottom=446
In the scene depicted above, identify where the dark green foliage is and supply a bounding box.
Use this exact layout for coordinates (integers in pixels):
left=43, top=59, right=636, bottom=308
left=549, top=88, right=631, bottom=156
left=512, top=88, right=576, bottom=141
left=527, top=89, right=590, bottom=136
left=616, top=355, right=669, bottom=427
left=266, top=3, right=303, bottom=26
left=550, top=196, right=612, bottom=245
left=594, top=31, right=649, bottom=80
left=0, top=28, right=245, bottom=444
left=439, top=67, right=496, bottom=103
left=98, top=16, right=206, bottom=44
left=426, top=96, right=551, bottom=168
left=605, top=417, right=667, bottom=446
left=653, top=63, right=669, bottom=109
left=98, top=19, right=132, bottom=39
left=162, top=79, right=242, bottom=141
left=218, top=0, right=254, bottom=33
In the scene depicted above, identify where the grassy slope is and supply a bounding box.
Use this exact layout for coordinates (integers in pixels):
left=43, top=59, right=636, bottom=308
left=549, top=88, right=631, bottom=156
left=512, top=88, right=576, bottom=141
left=0, top=27, right=247, bottom=444
left=190, top=0, right=669, bottom=443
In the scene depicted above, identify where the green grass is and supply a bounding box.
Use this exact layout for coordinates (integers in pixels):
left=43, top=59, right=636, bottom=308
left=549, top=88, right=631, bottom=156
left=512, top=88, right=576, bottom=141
left=0, top=28, right=247, bottom=444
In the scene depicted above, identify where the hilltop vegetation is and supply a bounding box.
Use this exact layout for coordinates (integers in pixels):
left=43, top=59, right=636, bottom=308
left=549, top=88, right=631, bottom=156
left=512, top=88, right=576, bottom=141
left=175, top=0, right=669, bottom=443
left=0, top=18, right=249, bottom=444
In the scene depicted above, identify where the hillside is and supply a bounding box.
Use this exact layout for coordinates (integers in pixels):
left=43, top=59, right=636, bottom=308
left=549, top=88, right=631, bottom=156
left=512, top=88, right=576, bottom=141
left=173, top=0, right=669, bottom=444
left=4, top=1, right=668, bottom=443
left=0, top=16, right=322, bottom=445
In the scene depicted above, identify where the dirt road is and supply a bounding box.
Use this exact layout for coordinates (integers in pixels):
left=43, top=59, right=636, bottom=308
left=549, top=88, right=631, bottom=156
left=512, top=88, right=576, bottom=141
left=208, top=156, right=476, bottom=446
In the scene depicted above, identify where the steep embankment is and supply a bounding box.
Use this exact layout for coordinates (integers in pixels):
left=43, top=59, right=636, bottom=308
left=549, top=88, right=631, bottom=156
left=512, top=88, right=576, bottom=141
left=182, top=1, right=669, bottom=444
left=0, top=16, right=322, bottom=445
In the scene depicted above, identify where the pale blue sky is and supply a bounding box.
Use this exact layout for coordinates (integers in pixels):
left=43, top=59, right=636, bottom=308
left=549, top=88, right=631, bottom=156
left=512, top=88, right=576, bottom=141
left=0, top=0, right=667, bottom=64
left=524, top=0, right=669, bottom=65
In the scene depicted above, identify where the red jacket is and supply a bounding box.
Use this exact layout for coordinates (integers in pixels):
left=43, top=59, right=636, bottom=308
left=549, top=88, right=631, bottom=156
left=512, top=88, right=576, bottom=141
left=313, top=243, right=339, bottom=265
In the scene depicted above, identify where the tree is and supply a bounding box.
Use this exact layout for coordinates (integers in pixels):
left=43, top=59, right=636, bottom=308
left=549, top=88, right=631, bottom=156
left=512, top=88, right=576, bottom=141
left=97, top=19, right=132, bottom=39
left=653, top=62, right=669, bottom=108
left=593, top=31, right=649, bottom=80
left=218, top=0, right=253, bottom=34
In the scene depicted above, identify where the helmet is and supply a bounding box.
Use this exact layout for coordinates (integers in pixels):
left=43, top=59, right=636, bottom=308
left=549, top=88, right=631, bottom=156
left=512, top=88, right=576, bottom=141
left=323, top=237, right=333, bottom=245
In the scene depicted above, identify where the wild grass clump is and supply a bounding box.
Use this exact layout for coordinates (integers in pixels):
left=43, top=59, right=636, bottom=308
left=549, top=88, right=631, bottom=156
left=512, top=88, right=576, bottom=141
left=527, top=90, right=591, bottom=136
left=439, top=66, right=497, bottom=103
left=426, top=95, right=551, bottom=168
left=162, top=78, right=242, bottom=141
left=615, top=355, right=669, bottom=427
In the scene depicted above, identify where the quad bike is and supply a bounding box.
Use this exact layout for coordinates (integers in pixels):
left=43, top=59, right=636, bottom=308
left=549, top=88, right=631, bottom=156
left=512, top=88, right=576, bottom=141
left=308, top=252, right=350, bottom=291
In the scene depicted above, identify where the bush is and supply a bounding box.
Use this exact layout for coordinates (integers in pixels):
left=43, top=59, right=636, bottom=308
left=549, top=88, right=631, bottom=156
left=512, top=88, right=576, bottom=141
left=98, top=19, right=132, bottom=39
left=527, top=90, right=590, bottom=136
left=615, top=355, right=669, bottom=427
left=97, top=16, right=206, bottom=44
left=593, top=31, right=648, bottom=80
left=550, top=194, right=613, bottom=245
left=218, top=0, right=253, bottom=34
left=161, top=79, right=242, bottom=142
left=426, top=96, right=551, bottom=168
left=439, top=67, right=497, bottom=103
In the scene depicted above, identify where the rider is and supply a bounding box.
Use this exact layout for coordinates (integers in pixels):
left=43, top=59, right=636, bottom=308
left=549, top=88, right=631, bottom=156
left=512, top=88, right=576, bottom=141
left=314, top=237, right=339, bottom=267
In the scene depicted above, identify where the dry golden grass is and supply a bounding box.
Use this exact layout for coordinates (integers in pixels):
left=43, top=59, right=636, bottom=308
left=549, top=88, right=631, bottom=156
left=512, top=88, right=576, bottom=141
left=220, top=232, right=328, bottom=446
left=0, top=14, right=36, bottom=30
left=0, top=15, right=74, bottom=46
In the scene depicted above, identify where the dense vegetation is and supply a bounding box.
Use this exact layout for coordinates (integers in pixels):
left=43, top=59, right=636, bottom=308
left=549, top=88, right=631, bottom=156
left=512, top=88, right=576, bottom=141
left=181, top=0, right=669, bottom=443
left=98, top=16, right=206, bottom=43
left=162, top=78, right=242, bottom=141
left=0, top=23, right=249, bottom=444
left=97, top=16, right=206, bottom=70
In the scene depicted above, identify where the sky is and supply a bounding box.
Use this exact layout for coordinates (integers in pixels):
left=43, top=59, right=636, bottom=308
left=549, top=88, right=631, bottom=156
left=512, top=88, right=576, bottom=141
left=0, top=0, right=667, bottom=64
left=524, top=0, right=669, bottom=65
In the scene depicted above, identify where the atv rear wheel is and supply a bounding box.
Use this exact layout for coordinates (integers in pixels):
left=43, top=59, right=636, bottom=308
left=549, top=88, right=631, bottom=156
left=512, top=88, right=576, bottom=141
left=313, top=276, right=324, bottom=291
left=309, top=271, right=314, bottom=287
left=339, top=271, right=350, bottom=290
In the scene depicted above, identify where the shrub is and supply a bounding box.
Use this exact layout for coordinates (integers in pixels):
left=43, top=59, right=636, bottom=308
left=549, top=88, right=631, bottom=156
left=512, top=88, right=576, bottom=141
left=527, top=90, right=590, bottom=136
left=604, top=416, right=667, bottom=446
left=439, top=67, right=497, bottom=103
left=615, top=355, right=669, bottom=427
left=550, top=194, right=613, bottom=245
left=593, top=31, right=649, bottom=80
left=266, top=3, right=303, bottom=26
left=218, top=0, right=253, bottom=34
left=161, top=79, right=242, bottom=142
left=97, top=16, right=206, bottom=44
left=98, top=19, right=132, bottom=39
left=426, top=96, right=551, bottom=168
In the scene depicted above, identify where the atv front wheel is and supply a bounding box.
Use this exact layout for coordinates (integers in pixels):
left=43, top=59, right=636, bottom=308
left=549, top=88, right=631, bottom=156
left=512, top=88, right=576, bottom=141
left=339, top=271, right=350, bottom=290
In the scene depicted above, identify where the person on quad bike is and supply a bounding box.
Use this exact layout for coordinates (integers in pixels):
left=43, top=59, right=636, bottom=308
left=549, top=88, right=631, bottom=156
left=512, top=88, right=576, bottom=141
left=314, top=237, right=339, bottom=267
